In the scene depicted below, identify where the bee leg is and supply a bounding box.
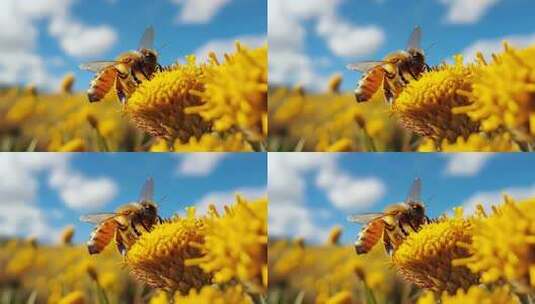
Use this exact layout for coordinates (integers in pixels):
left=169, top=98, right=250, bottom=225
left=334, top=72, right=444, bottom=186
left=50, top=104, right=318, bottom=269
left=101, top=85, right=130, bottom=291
left=157, top=215, right=163, bottom=224
left=383, top=231, right=394, bottom=256
left=115, top=231, right=127, bottom=256
left=115, top=78, right=129, bottom=104
left=383, top=81, right=395, bottom=105
left=130, top=221, right=141, bottom=237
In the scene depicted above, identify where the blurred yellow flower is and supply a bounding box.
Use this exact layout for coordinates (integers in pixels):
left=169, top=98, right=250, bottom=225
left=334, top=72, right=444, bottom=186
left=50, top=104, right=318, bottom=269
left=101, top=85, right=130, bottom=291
left=454, top=196, right=535, bottom=292
left=149, top=290, right=169, bottom=304
left=392, top=213, right=479, bottom=293
left=186, top=43, right=268, bottom=141
left=187, top=197, right=268, bottom=293
left=325, top=290, right=352, bottom=304
left=58, top=138, right=85, bottom=152
left=125, top=208, right=211, bottom=293
left=454, top=43, right=535, bottom=140
left=393, top=56, right=480, bottom=142
left=173, top=132, right=253, bottom=152
left=58, top=290, right=85, bottom=304
left=418, top=286, right=519, bottom=304
left=418, top=132, right=521, bottom=152
left=325, top=138, right=354, bottom=152
left=173, top=285, right=253, bottom=304
left=60, top=73, right=75, bottom=94
left=60, top=225, right=75, bottom=245
left=125, top=56, right=211, bottom=142
left=327, top=73, right=343, bottom=94
left=326, top=226, right=343, bottom=245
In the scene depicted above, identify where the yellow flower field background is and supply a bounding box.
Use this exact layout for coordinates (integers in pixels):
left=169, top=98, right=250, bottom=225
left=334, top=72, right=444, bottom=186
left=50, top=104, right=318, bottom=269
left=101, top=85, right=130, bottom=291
left=268, top=195, right=535, bottom=304
left=0, top=43, right=267, bottom=152
left=0, top=196, right=267, bottom=304
left=269, top=43, right=535, bottom=152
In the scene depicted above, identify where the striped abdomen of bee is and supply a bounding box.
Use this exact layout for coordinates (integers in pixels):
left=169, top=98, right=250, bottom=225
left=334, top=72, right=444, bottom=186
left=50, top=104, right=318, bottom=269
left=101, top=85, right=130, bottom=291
left=87, top=68, right=119, bottom=103
left=87, top=219, right=118, bottom=254
left=355, top=67, right=385, bottom=103
left=354, top=219, right=384, bottom=254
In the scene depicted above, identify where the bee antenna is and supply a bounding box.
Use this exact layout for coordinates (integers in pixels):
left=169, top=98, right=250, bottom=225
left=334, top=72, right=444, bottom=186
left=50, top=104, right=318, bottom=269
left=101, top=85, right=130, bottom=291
left=157, top=194, right=168, bottom=206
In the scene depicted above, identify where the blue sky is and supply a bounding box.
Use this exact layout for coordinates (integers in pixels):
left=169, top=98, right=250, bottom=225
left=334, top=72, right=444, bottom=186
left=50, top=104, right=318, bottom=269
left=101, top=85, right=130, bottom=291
left=269, top=153, right=535, bottom=244
left=269, top=0, right=535, bottom=91
left=0, top=0, right=266, bottom=92
left=0, top=153, right=266, bottom=244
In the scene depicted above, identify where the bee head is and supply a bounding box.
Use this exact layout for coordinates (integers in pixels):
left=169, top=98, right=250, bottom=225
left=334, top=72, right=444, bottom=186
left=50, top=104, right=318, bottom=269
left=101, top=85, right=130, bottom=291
left=141, top=201, right=158, bottom=217
left=408, top=48, right=425, bottom=63
left=408, top=201, right=425, bottom=217
left=140, top=49, right=158, bottom=64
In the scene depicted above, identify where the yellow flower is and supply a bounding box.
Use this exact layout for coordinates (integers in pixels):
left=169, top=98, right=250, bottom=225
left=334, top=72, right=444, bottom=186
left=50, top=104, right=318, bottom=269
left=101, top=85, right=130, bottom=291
left=125, top=208, right=211, bottom=293
left=418, top=132, right=521, bottom=152
left=326, top=226, right=343, bottom=245
left=393, top=56, right=480, bottom=141
left=58, top=290, right=85, bottom=304
left=186, top=197, right=268, bottom=293
left=149, top=138, right=171, bottom=152
left=418, top=286, right=519, bottom=304
left=453, top=196, right=535, bottom=292
left=325, top=290, right=352, bottom=304
left=173, top=132, right=253, bottom=151
left=392, top=213, right=479, bottom=293
left=186, top=43, right=268, bottom=141
left=454, top=43, right=535, bottom=140
left=173, top=285, right=253, bottom=304
left=58, top=138, right=85, bottom=152
left=6, top=247, right=36, bottom=276
left=149, top=290, right=169, bottom=304
left=59, top=225, right=75, bottom=245
left=125, top=56, right=211, bottom=142
left=60, top=73, right=75, bottom=94
left=327, top=73, right=343, bottom=94
left=5, top=96, right=37, bottom=124
left=325, top=138, right=354, bottom=152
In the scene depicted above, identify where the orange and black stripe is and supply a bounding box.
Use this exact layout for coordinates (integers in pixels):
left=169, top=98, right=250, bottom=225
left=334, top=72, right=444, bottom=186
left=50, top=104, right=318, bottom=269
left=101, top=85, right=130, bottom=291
left=87, top=68, right=117, bottom=103
left=354, top=220, right=384, bottom=254
left=355, top=67, right=385, bottom=103
left=87, top=220, right=117, bottom=254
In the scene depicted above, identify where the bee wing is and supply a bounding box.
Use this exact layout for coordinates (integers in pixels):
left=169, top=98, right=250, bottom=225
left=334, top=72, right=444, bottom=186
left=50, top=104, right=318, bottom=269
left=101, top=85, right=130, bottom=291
left=347, top=213, right=384, bottom=224
left=406, top=177, right=422, bottom=203
left=346, top=61, right=385, bottom=72
left=139, top=177, right=154, bottom=202
left=406, top=26, right=422, bottom=51
left=79, top=213, right=117, bottom=224
left=79, top=61, right=118, bottom=72
left=138, top=26, right=155, bottom=50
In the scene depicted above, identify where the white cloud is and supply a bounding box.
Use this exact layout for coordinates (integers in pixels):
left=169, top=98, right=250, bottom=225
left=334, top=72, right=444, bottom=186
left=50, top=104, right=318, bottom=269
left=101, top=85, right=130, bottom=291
left=268, top=153, right=385, bottom=242
left=462, top=183, right=535, bottom=215
left=439, top=0, right=499, bottom=24
left=444, top=153, right=493, bottom=177
left=0, top=0, right=117, bottom=89
left=316, top=166, right=385, bottom=210
left=268, top=0, right=385, bottom=90
left=195, top=187, right=267, bottom=214
left=269, top=203, right=328, bottom=242
left=0, top=154, right=118, bottom=242
left=49, top=167, right=118, bottom=210
left=177, top=153, right=226, bottom=177
left=462, top=33, right=535, bottom=62
left=316, top=14, right=384, bottom=57
left=171, top=0, right=232, bottom=24
left=195, top=35, right=266, bottom=61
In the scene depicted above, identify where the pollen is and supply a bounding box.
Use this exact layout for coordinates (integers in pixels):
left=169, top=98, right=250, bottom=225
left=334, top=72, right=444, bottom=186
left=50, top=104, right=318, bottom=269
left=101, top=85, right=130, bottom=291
left=186, top=196, right=268, bottom=294
left=125, top=56, right=212, bottom=143
left=392, top=212, right=479, bottom=293
left=393, top=56, right=480, bottom=142
left=125, top=208, right=212, bottom=294
left=185, top=43, right=268, bottom=142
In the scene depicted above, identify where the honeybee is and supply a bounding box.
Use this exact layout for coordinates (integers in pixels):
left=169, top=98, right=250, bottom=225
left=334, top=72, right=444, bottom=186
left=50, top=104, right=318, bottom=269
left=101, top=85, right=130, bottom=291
left=79, top=26, right=161, bottom=104
left=347, top=178, right=429, bottom=255
left=80, top=178, right=162, bottom=255
left=346, top=26, right=430, bottom=104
